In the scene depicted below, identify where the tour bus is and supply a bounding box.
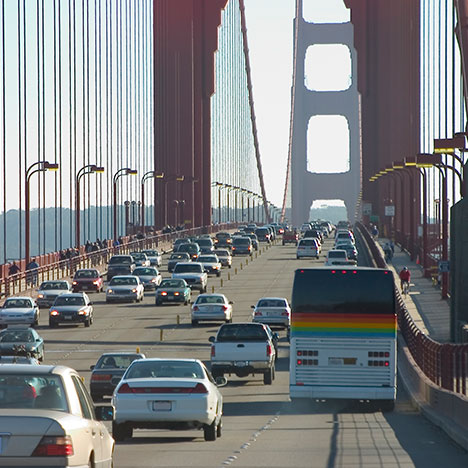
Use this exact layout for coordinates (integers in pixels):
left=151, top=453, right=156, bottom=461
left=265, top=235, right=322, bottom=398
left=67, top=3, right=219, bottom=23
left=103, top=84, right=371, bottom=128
left=289, top=267, right=397, bottom=411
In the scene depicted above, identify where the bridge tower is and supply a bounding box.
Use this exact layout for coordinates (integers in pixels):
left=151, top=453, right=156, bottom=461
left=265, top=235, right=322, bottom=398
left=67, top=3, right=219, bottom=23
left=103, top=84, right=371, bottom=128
left=290, top=1, right=361, bottom=226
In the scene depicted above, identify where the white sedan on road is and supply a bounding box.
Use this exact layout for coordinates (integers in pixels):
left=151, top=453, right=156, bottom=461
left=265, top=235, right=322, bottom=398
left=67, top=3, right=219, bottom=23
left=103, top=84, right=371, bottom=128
left=0, top=297, right=39, bottom=328
left=251, top=297, right=291, bottom=329
left=191, top=294, right=233, bottom=326
left=112, top=358, right=226, bottom=442
left=106, top=275, right=145, bottom=303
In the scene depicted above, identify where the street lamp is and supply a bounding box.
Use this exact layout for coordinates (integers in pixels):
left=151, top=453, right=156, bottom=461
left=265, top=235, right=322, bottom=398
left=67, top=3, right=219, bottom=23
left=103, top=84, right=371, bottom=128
left=163, top=175, right=184, bottom=227
left=212, top=182, right=223, bottom=224
left=25, top=161, right=59, bottom=263
left=76, top=164, right=105, bottom=248
left=113, top=168, right=137, bottom=240
left=141, top=171, right=164, bottom=232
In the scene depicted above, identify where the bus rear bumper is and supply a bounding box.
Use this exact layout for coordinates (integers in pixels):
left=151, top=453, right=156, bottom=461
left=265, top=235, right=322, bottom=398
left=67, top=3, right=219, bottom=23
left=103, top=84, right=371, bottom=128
left=290, top=385, right=396, bottom=401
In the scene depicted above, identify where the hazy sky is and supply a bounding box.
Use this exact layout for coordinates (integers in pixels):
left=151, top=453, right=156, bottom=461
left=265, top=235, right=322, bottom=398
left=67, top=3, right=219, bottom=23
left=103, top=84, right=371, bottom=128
left=244, top=0, right=350, bottom=207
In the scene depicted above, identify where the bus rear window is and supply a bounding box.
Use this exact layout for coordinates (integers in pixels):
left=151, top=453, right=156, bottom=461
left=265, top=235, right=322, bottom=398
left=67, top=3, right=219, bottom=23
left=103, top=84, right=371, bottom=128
left=292, top=268, right=395, bottom=315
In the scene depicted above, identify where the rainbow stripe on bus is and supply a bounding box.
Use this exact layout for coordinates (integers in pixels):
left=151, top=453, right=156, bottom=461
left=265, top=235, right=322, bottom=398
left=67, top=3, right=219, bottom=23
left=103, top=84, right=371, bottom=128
left=291, top=312, right=397, bottom=338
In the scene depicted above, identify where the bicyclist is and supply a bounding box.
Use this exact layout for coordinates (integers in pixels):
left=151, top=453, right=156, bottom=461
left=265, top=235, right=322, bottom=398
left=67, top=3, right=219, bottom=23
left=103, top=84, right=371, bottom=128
left=399, top=266, right=411, bottom=292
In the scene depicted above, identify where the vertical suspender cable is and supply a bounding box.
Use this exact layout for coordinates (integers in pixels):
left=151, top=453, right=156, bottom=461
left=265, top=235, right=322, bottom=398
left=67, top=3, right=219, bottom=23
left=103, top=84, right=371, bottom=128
left=41, top=0, right=45, bottom=255
left=238, top=0, right=270, bottom=222
left=94, top=0, right=99, bottom=238
left=86, top=0, right=90, bottom=242
left=2, top=0, right=5, bottom=264
left=53, top=0, right=58, bottom=252
left=36, top=0, right=41, bottom=258
left=58, top=0, right=62, bottom=250
left=17, top=0, right=22, bottom=260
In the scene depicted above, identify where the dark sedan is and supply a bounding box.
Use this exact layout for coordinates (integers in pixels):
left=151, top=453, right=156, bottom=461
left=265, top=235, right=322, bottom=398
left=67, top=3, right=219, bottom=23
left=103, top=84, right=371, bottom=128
left=72, top=269, right=103, bottom=293
left=90, top=352, right=146, bottom=401
left=0, top=326, right=44, bottom=361
left=155, top=279, right=191, bottom=306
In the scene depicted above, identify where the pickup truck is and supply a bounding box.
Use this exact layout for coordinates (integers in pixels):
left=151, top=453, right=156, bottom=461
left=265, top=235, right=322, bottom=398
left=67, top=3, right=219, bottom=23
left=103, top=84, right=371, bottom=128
left=209, top=322, right=277, bottom=385
left=282, top=230, right=299, bottom=245
left=172, top=262, right=208, bottom=292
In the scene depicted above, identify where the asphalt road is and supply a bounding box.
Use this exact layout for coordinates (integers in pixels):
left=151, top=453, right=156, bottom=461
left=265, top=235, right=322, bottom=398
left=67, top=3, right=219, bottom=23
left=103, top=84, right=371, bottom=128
left=36, top=237, right=468, bottom=468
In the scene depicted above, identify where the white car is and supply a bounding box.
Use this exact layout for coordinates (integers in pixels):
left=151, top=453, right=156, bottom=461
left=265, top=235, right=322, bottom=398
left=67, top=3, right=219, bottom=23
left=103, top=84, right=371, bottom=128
left=191, top=294, right=233, bottom=326
left=251, top=297, right=291, bottom=329
left=215, top=249, right=232, bottom=268
left=106, top=275, right=144, bottom=303
left=132, top=266, right=162, bottom=290
left=296, top=238, right=320, bottom=259
left=0, top=297, right=39, bottom=328
left=0, top=364, right=114, bottom=466
left=325, top=249, right=350, bottom=266
left=197, top=254, right=222, bottom=277
left=172, top=263, right=208, bottom=292
left=142, top=249, right=162, bottom=267
left=36, top=280, right=72, bottom=308
left=112, top=358, right=226, bottom=442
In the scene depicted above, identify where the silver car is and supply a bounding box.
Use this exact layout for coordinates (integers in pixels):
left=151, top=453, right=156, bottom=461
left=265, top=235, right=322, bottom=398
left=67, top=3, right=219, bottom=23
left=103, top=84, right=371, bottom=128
left=142, top=249, right=162, bottom=267
left=132, top=267, right=162, bottom=291
left=106, top=275, right=145, bottom=303
left=0, top=364, right=114, bottom=466
left=49, top=292, right=94, bottom=328
left=251, top=297, right=291, bottom=329
left=215, top=249, right=232, bottom=268
left=191, top=293, right=233, bottom=326
left=0, top=297, right=39, bottom=328
left=36, top=280, right=71, bottom=308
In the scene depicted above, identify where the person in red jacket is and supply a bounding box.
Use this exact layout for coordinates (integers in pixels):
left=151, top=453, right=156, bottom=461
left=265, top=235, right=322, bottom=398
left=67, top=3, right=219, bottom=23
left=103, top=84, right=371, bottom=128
left=399, top=266, right=411, bottom=292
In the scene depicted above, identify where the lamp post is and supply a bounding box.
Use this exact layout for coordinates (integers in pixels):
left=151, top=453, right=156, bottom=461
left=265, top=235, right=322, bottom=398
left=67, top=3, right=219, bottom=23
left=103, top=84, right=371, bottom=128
left=25, top=161, right=59, bottom=263
left=141, top=171, right=164, bottom=232
left=163, top=175, right=184, bottom=227
left=113, top=168, right=137, bottom=241
left=76, top=164, right=105, bottom=248
left=212, top=182, right=223, bottom=224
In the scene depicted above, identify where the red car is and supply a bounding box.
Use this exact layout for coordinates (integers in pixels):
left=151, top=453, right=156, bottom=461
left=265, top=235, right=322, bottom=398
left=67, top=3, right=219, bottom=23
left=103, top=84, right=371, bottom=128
left=72, top=269, right=103, bottom=293
left=282, top=230, right=299, bottom=246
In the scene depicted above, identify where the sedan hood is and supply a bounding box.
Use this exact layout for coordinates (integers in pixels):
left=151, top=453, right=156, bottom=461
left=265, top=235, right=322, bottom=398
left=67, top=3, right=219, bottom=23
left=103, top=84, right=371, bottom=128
left=0, top=308, right=34, bottom=315
left=172, top=273, right=204, bottom=279
left=38, top=289, right=68, bottom=296
left=52, top=305, right=88, bottom=312
left=107, top=285, right=138, bottom=291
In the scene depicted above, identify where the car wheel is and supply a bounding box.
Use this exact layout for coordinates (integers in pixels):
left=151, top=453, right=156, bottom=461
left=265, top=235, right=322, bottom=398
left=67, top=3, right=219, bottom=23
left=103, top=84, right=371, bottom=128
left=216, top=272, right=221, bottom=277
left=226, top=317, right=232, bottom=324
left=263, top=366, right=274, bottom=385
left=191, top=320, right=198, bottom=326
left=49, top=321, right=57, bottom=328
left=228, top=265, right=231, bottom=269
left=34, top=315, right=39, bottom=327
left=216, top=417, right=222, bottom=438
left=85, top=317, right=91, bottom=327
left=39, top=349, right=44, bottom=362
left=203, top=420, right=217, bottom=441
left=184, top=299, right=189, bottom=306
left=379, top=400, right=395, bottom=413
left=296, top=256, right=299, bottom=259
left=112, top=421, right=132, bottom=442
left=155, top=300, right=161, bottom=306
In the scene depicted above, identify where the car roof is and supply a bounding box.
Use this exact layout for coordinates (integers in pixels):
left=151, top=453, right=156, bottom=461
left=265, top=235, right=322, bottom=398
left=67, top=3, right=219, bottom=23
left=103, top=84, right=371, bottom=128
left=130, top=358, right=201, bottom=364
left=98, top=352, right=146, bottom=357
left=257, top=297, right=288, bottom=301
left=56, top=292, right=88, bottom=297
left=4, top=296, right=34, bottom=301
left=110, top=275, right=137, bottom=279
left=197, top=293, right=226, bottom=298
left=0, top=364, right=75, bottom=375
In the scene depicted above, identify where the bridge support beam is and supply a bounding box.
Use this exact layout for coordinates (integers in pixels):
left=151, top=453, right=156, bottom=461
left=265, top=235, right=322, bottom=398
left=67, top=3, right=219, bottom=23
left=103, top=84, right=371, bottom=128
left=153, top=0, right=228, bottom=229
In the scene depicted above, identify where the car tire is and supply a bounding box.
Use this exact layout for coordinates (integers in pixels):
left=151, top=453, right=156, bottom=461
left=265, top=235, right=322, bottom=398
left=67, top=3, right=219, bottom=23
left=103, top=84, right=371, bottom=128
left=216, top=418, right=222, bottom=438
left=379, top=400, right=395, bottom=412
left=216, top=272, right=221, bottom=277
left=203, top=420, right=217, bottom=441
left=191, top=320, right=198, bottom=326
left=263, top=366, right=274, bottom=385
left=226, top=317, right=232, bottom=323
left=184, top=299, right=189, bottom=305
left=85, top=317, right=91, bottom=327
left=49, top=321, right=57, bottom=328
left=296, top=256, right=299, bottom=260
left=39, top=349, right=44, bottom=362
left=228, top=265, right=231, bottom=269
left=112, top=421, right=132, bottom=442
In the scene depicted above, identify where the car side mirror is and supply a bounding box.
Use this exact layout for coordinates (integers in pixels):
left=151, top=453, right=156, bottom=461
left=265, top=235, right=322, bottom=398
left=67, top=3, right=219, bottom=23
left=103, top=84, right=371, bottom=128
left=250, top=305, right=255, bottom=309
left=89, top=302, right=93, bottom=306
left=273, top=333, right=279, bottom=340
left=90, top=365, right=95, bottom=370
left=95, top=405, right=114, bottom=421
left=208, top=336, right=215, bottom=343
left=36, top=338, right=41, bottom=342
left=229, top=301, right=234, bottom=305
left=215, top=376, right=227, bottom=387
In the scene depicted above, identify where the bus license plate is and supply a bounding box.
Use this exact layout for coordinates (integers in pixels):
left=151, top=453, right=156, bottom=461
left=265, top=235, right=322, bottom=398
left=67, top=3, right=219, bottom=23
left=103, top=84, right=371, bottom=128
left=328, top=358, right=343, bottom=365
left=153, top=401, right=171, bottom=411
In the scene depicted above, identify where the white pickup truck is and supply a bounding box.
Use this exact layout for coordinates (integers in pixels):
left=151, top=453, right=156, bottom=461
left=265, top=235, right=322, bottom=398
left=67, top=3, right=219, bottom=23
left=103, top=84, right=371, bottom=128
left=172, top=262, right=208, bottom=292
left=209, top=322, right=278, bottom=385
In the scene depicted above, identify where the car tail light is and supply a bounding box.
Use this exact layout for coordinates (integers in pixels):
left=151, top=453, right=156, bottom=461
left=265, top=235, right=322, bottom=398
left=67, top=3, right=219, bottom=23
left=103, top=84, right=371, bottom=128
left=91, top=374, right=112, bottom=381
left=117, top=383, right=132, bottom=393
left=32, top=436, right=74, bottom=456
left=232, top=247, right=236, bottom=250
left=78, top=309, right=88, bottom=315
left=93, top=280, right=100, bottom=285
left=266, top=344, right=272, bottom=356
left=211, top=345, right=215, bottom=357
left=193, top=306, right=199, bottom=311
left=221, top=305, right=228, bottom=311
left=191, top=383, right=208, bottom=394
left=281, top=310, right=290, bottom=316
left=161, top=291, right=167, bottom=296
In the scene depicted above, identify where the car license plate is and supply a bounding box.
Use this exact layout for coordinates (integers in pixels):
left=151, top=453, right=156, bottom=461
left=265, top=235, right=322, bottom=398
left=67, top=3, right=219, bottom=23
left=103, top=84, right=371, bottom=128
left=167, top=297, right=174, bottom=301
left=328, top=358, right=343, bottom=365
left=153, top=401, right=171, bottom=411
left=235, top=361, right=247, bottom=367
left=64, top=316, right=73, bottom=320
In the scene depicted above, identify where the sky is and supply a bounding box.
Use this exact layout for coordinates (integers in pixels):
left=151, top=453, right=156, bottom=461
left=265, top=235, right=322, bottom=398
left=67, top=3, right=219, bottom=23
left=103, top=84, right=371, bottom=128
left=244, top=0, right=351, bottom=207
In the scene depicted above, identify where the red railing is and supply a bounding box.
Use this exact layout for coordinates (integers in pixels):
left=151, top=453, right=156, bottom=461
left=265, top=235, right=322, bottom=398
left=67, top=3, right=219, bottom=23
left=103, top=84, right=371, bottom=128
left=355, top=221, right=468, bottom=397
left=0, top=223, right=238, bottom=299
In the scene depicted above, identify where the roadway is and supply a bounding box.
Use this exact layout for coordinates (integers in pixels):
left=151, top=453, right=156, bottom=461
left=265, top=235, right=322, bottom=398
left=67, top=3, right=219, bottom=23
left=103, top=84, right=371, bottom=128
left=36, top=236, right=468, bottom=467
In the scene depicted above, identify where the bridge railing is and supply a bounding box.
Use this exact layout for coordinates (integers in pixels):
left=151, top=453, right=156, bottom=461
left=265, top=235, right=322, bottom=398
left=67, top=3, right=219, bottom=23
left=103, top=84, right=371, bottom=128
left=0, top=223, right=238, bottom=299
left=355, top=221, right=468, bottom=397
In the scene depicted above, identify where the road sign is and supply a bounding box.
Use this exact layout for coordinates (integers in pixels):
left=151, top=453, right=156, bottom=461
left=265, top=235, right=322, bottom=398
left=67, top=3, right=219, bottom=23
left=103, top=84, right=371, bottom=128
left=385, top=205, right=395, bottom=216
left=438, top=261, right=450, bottom=273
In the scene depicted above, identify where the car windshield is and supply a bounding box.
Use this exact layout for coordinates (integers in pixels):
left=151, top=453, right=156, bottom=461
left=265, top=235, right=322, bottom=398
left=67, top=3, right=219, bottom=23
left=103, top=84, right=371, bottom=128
left=299, top=240, right=316, bottom=246
left=39, top=282, right=68, bottom=291
left=233, top=238, right=250, bottom=245
left=74, top=270, right=98, bottom=279
left=329, top=251, right=346, bottom=258
left=54, top=296, right=86, bottom=306
left=3, top=299, right=32, bottom=308
left=216, top=233, right=230, bottom=239
left=196, top=295, right=225, bottom=305
left=143, top=250, right=158, bottom=256
left=0, top=374, right=68, bottom=411
left=125, top=360, right=204, bottom=379
left=178, top=244, right=199, bottom=253
left=96, top=354, right=142, bottom=369
left=134, top=268, right=157, bottom=276
left=174, top=264, right=202, bottom=273
left=170, top=253, right=189, bottom=260
left=0, top=331, right=35, bottom=343
left=109, top=256, right=132, bottom=265
left=216, top=251, right=229, bottom=257
left=198, top=256, right=217, bottom=263
left=196, top=239, right=212, bottom=247
left=216, top=324, right=267, bottom=342
left=257, top=299, right=287, bottom=308
left=131, top=253, right=145, bottom=260
left=160, top=280, right=185, bottom=288
left=110, top=277, right=138, bottom=286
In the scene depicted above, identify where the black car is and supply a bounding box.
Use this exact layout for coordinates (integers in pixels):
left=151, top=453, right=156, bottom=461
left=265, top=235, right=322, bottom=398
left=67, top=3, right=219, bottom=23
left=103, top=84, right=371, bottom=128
left=214, top=232, right=232, bottom=249
left=231, top=237, right=252, bottom=255
left=90, top=352, right=146, bottom=401
left=107, top=255, right=136, bottom=281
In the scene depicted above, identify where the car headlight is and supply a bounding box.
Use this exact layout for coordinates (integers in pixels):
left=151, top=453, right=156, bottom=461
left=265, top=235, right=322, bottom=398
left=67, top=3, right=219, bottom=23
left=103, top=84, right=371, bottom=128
left=37, top=294, right=44, bottom=299
left=107, top=289, right=113, bottom=294
left=132, top=288, right=137, bottom=293
left=78, top=309, right=88, bottom=315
